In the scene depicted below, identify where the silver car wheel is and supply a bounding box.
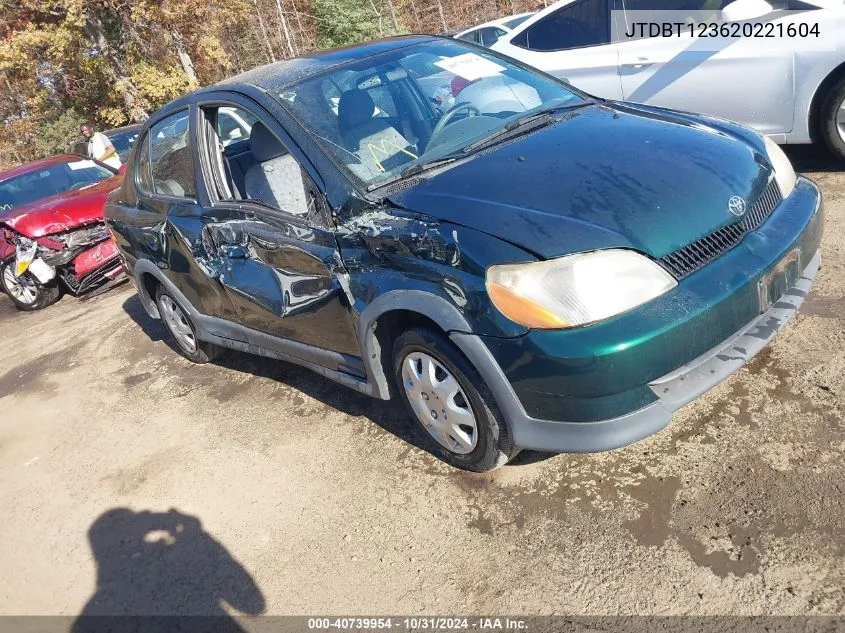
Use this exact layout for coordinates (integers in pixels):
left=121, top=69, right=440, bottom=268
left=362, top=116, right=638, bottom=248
left=3, top=266, right=37, bottom=305
left=836, top=98, right=845, bottom=145
left=159, top=294, right=198, bottom=354
left=401, top=351, right=478, bottom=455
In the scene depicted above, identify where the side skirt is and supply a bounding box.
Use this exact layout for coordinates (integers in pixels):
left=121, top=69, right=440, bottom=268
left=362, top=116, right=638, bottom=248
left=198, top=324, right=376, bottom=397
left=133, top=259, right=376, bottom=399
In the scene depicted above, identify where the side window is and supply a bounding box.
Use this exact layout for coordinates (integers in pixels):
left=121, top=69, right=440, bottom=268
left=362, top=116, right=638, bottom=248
left=204, top=104, right=314, bottom=220
left=622, top=0, right=730, bottom=35
left=624, top=0, right=728, bottom=8
left=479, top=27, right=507, bottom=47
left=135, top=133, right=153, bottom=194
left=513, top=0, right=610, bottom=51
left=149, top=110, right=196, bottom=198
left=458, top=30, right=480, bottom=44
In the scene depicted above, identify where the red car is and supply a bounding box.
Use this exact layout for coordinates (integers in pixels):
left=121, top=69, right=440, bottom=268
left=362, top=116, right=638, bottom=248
left=0, top=155, right=125, bottom=311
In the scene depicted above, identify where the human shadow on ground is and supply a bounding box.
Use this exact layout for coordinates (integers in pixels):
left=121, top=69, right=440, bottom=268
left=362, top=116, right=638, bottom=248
left=72, top=507, right=265, bottom=632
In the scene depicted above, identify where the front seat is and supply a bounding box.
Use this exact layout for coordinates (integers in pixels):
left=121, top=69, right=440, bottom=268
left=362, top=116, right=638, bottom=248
left=244, top=120, right=309, bottom=215
left=337, top=89, right=416, bottom=179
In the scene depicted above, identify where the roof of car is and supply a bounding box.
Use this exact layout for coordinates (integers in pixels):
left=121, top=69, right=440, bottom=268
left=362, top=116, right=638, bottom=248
left=105, top=123, right=143, bottom=135
left=149, top=35, right=445, bottom=121
left=216, top=35, right=439, bottom=90
left=0, top=154, right=77, bottom=182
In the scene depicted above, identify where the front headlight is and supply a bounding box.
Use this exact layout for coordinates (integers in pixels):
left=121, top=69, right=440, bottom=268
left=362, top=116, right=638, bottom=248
left=486, top=249, right=677, bottom=330
left=763, top=136, right=796, bottom=199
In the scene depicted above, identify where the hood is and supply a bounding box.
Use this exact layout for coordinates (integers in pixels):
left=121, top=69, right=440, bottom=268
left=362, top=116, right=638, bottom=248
left=0, top=175, right=122, bottom=237
left=389, top=102, right=772, bottom=259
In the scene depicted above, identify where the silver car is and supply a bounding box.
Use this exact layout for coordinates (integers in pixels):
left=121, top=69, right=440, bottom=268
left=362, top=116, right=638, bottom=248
left=491, top=0, right=845, bottom=159
left=454, top=12, right=536, bottom=47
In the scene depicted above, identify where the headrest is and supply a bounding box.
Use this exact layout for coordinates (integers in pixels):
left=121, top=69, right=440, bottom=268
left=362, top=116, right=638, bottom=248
left=338, top=89, right=375, bottom=130
left=250, top=120, right=287, bottom=162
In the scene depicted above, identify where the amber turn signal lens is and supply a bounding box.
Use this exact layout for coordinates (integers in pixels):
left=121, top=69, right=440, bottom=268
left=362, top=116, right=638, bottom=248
left=486, top=281, right=570, bottom=329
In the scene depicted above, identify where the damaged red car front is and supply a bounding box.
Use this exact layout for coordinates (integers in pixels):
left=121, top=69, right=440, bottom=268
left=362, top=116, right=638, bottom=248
left=0, top=155, right=126, bottom=311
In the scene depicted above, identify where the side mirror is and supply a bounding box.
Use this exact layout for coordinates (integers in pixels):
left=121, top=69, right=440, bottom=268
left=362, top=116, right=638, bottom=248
left=722, top=0, right=773, bottom=22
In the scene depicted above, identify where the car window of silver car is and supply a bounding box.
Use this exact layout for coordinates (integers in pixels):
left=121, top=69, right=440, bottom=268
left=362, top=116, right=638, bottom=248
left=512, top=0, right=611, bottom=51
left=621, top=0, right=733, bottom=30
left=479, top=27, right=508, bottom=47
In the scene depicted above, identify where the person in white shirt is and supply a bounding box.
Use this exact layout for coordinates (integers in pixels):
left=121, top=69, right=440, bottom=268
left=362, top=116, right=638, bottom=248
left=80, top=122, right=121, bottom=170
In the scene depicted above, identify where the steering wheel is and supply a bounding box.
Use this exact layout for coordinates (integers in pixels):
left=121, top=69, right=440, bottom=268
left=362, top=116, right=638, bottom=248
left=429, top=102, right=481, bottom=145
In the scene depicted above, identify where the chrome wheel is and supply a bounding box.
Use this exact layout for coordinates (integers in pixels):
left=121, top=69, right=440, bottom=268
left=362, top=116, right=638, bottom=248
left=401, top=351, right=478, bottom=454
left=836, top=98, right=845, bottom=145
left=3, top=265, right=37, bottom=305
left=159, top=294, right=197, bottom=354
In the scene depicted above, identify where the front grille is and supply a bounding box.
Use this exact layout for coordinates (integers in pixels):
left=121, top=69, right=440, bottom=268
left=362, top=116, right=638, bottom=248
left=659, top=178, right=783, bottom=279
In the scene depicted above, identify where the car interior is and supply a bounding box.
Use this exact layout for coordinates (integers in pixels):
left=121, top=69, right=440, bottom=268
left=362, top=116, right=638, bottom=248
left=201, top=106, right=313, bottom=218
left=200, top=58, right=549, bottom=202
left=207, top=75, right=434, bottom=200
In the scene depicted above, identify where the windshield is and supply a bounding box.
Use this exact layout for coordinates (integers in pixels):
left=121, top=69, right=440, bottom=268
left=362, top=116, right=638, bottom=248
left=275, top=40, right=584, bottom=187
left=0, top=159, right=114, bottom=212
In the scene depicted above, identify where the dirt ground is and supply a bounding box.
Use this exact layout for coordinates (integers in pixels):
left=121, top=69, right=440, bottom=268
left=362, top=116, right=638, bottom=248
left=0, top=146, right=844, bottom=619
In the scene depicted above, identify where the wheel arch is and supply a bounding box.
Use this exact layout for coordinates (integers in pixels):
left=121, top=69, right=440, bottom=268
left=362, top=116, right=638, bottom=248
left=807, top=60, right=845, bottom=143
left=132, top=259, right=188, bottom=322
left=357, top=291, right=476, bottom=400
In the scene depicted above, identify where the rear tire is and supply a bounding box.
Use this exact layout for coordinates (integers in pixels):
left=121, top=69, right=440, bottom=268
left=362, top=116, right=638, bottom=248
left=819, top=75, right=845, bottom=161
left=155, top=285, right=222, bottom=364
left=0, top=260, right=60, bottom=311
left=392, top=327, right=519, bottom=472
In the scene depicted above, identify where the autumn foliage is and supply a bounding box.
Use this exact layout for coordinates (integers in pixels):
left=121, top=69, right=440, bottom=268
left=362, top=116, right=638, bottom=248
left=0, top=0, right=543, bottom=169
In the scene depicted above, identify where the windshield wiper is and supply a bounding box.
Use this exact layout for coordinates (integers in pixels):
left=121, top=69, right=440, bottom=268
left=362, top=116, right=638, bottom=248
left=461, top=101, right=594, bottom=155
left=366, top=155, right=462, bottom=192
left=366, top=101, right=594, bottom=193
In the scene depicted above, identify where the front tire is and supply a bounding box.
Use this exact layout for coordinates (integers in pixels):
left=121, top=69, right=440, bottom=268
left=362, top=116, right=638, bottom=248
left=392, top=327, right=518, bottom=472
left=0, top=260, right=60, bottom=311
left=819, top=75, right=845, bottom=161
left=155, top=285, right=222, bottom=363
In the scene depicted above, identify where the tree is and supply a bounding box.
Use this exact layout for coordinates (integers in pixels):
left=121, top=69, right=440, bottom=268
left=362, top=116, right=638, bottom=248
left=0, top=0, right=543, bottom=167
left=311, top=0, right=403, bottom=49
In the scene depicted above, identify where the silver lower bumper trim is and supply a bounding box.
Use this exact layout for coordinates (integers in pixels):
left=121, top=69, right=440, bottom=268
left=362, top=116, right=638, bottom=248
left=649, top=249, right=821, bottom=411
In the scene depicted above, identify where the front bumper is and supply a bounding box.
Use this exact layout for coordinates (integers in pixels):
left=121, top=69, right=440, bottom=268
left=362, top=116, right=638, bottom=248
left=450, top=176, right=823, bottom=452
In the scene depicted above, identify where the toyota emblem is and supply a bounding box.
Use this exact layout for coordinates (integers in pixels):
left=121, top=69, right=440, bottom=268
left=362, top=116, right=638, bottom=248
left=728, top=195, right=746, bottom=217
